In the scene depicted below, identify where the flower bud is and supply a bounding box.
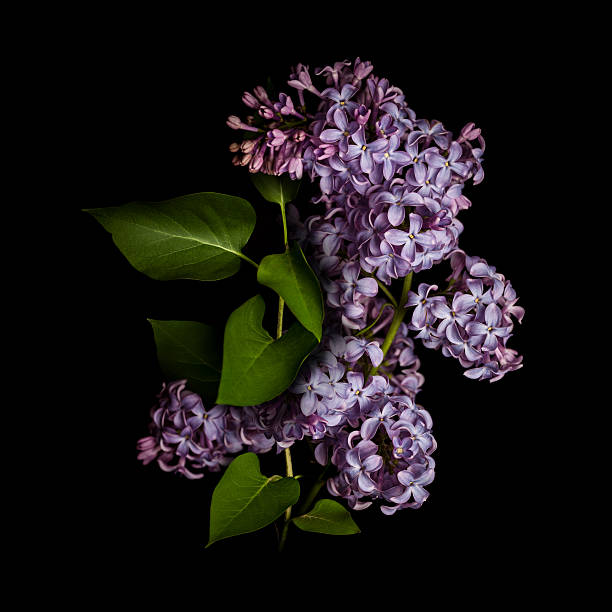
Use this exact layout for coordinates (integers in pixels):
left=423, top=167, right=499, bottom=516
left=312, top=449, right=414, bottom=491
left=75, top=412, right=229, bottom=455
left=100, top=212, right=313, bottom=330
left=259, top=106, right=275, bottom=119
left=240, top=139, right=256, bottom=154
left=242, top=91, right=259, bottom=108
left=226, top=115, right=242, bottom=130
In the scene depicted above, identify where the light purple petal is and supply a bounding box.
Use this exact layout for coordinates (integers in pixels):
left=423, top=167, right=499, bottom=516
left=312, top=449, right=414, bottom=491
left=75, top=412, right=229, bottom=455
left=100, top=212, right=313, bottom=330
left=365, top=342, right=383, bottom=366
left=466, top=322, right=488, bottom=338
left=356, top=277, right=378, bottom=297
left=384, top=229, right=409, bottom=245
left=300, top=392, right=317, bottom=416
left=483, top=334, right=499, bottom=351
left=485, top=303, right=503, bottom=327
left=360, top=417, right=380, bottom=440
left=388, top=204, right=405, bottom=226
left=362, top=454, right=383, bottom=472
left=357, top=472, right=377, bottom=493
left=368, top=138, right=389, bottom=153
left=320, top=128, right=344, bottom=143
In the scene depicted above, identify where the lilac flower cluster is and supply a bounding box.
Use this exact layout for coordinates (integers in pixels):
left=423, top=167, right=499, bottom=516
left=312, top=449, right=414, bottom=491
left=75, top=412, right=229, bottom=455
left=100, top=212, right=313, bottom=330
left=403, top=250, right=525, bottom=381
left=229, top=58, right=484, bottom=285
left=291, top=332, right=435, bottom=513
left=227, top=84, right=312, bottom=178
left=136, top=59, right=523, bottom=517
left=137, top=380, right=309, bottom=480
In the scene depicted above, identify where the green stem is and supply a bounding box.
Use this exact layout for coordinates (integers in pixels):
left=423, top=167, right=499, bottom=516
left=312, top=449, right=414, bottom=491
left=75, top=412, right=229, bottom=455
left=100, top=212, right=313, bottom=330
left=278, top=516, right=290, bottom=553
left=376, top=279, right=398, bottom=308
left=279, top=201, right=288, bottom=250
left=278, top=447, right=294, bottom=553
left=295, top=467, right=329, bottom=516
left=276, top=296, right=285, bottom=338
left=356, top=303, right=394, bottom=337
left=369, top=272, right=413, bottom=378
left=238, top=252, right=259, bottom=269
left=277, top=199, right=294, bottom=553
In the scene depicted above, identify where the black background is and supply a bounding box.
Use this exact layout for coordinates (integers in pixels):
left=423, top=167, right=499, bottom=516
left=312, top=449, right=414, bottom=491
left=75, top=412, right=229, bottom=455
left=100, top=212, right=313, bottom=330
left=60, top=25, right=563, bottom=582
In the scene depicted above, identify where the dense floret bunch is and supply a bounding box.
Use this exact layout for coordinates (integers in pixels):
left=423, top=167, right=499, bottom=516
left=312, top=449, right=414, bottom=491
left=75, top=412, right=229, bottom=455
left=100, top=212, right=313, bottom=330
left=137, top=58, right=524, bottom=514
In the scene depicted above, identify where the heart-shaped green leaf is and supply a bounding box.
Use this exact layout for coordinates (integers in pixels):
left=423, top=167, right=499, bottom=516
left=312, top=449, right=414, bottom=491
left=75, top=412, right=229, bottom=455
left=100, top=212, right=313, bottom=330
left=216, top=295, right=318, bottom=406
left=257, top=242, right=324, bottom=341
left=250, top=173, right=300, bottom=205
left=84, top=192, right=256, bottom=281
left=148, top=319, right=222, bottom=404
left=292, top=499, right=361, bottom=535
left=207, top=453, right=300, bottom=547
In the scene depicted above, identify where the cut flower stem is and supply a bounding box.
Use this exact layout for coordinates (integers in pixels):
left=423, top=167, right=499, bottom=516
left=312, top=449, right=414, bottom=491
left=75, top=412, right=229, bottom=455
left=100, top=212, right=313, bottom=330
left=278, top=199, right=294, bottom=553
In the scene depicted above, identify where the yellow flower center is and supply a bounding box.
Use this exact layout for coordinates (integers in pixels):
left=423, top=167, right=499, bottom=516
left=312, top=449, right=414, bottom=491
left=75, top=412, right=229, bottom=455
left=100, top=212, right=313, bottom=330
left=361, top=145, right=367, bottom=151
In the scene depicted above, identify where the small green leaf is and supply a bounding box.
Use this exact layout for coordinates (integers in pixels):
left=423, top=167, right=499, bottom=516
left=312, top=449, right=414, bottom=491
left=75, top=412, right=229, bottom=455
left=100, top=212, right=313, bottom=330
left=250, top=173, right=300, bottom=205
left=292, top=499, right=361, bottom=535
left=207, top=453, right=300, bottom=547
left=84, top=192, right=256, bottom=281
left=216, top=295, right=318, bottom=406
left=148, top=320, right=222, bottom=404
left=257, top=242, right=324, bottom=341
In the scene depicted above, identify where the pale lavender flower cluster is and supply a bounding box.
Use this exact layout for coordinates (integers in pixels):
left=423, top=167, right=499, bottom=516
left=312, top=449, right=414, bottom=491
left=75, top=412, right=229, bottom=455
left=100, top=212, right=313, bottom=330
left=414, top=249, right=525, bottom=381
left=275, top=59, right=522, bottom=381
left=289, top=331, right=435, bottom=513
left=136, top=380, right=312, bottom=480
left=229, top=58, right=484, bottom=285
left=397, top=252, right=525, bottom=381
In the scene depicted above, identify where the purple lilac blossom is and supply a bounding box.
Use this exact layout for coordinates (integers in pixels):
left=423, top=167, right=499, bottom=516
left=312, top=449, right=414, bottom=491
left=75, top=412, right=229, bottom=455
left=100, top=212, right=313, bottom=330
left=138, top=59, right=523, bottom=519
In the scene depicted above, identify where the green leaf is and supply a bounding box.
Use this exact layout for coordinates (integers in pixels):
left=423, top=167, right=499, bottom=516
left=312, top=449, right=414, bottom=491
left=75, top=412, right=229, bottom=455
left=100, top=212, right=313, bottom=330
left=84, top=192, right=256, bottom=281
left=148, top=319, right=222, bottom=404
left=207, top=453, right=300, bottom=547
left=216, top=295, right=318, bottom=406
left=250, top=173, right=300, bottom=205
left=292, top=499, right=361, bottom=535
left=257, top=242, right=324, bottom=341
